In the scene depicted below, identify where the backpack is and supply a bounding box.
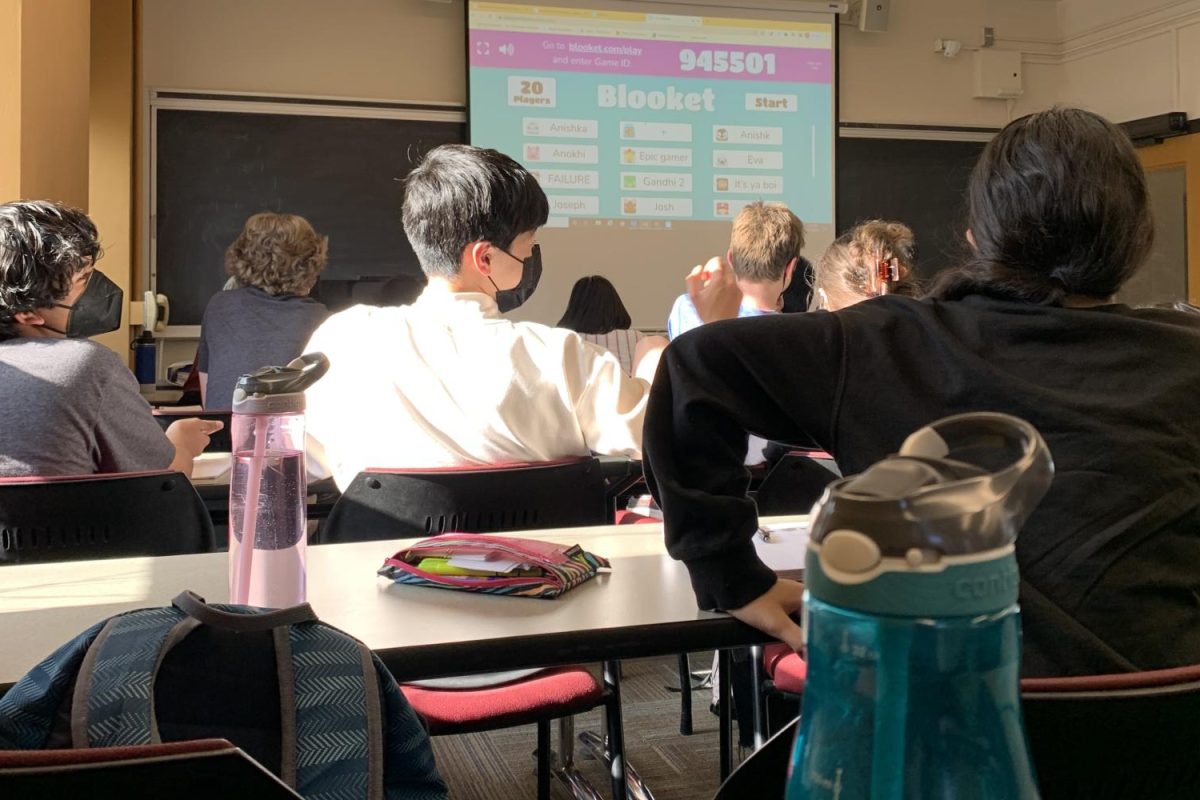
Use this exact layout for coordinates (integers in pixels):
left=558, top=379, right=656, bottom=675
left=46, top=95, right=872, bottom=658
left=0, top=591, right=447, bottom=800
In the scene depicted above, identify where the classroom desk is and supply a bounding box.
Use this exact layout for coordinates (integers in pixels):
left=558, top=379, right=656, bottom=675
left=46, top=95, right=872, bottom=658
left=0, top=518, right=807, bottom=786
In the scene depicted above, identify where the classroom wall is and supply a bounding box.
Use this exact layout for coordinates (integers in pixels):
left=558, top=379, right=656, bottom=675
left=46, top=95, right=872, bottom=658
left=0, top=0, right=92, bottom=208
left=1056, top=0, right=1200, bottom=121
left=142, top=0, right=1063, bottom=127
left=838, top=0, right=1062, bottom=127
left=139, top=0, right=1074, bottom=334
left=89, top=0, right=136, bottom=358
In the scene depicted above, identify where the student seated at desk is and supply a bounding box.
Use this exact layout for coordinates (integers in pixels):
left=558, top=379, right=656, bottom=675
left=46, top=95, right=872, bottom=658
left=644, top=107, right=1200, bottom=677
left=809, top=219, right=918, bottom=311
left=666, top=201, right=804, bottom=339
left=557, top=275, right=664, bottom=376
left=0, top=201, right=220, bottom=477
left=197, top=212, right=329, bottom=410
left=304, top=145, right=665, bottom=487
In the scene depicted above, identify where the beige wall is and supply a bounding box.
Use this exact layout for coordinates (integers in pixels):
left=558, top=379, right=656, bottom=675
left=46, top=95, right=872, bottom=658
left=839, top=0, right=1061, bottom=127
left=142, top=0, right=1063, bottom=126
left=0, top=0, right=91, bottom=207
left=0, top=0, right=21, bottom=200
left=1056, top=0, right=1200, bottom=121
left=20, top=0, right=91, bottom=208
left=89, top=0, right=135, bottom=358
left=142, top=0, right=465, bottom=104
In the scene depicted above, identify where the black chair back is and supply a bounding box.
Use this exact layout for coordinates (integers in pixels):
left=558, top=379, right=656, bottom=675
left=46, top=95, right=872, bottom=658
left=321, top=458, right=610, bottom=544
left=753, top=451, right=840, bottom=516
left=1023, top=665, right=1200, bottom=799
left=0, top=471, right=215, bottom=564
left=727, top=665, right=1200, bottom=800
left=712, top=717, right=795, bottom=799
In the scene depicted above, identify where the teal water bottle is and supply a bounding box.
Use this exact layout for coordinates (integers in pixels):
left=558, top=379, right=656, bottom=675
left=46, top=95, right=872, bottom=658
left=786, top=412, right=1053, bottom=800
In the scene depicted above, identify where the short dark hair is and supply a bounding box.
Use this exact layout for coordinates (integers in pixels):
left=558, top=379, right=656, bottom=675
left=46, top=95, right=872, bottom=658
left=402, top=145, right=549, bottom=278
left=927, top=107, right=1153, bottom=305
left=0, top=201, right=101, bottom=339
left=556, top=275, right=632, bottom=334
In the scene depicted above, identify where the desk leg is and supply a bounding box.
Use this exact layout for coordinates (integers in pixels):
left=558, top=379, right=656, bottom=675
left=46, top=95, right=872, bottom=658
left=718, top=649, right=733, bottom=781
left=603, top=659, right=628, bottom=800
left=749, top=644, right=765, bottom=750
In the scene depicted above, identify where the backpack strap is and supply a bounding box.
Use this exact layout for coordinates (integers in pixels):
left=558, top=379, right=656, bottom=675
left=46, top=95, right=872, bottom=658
left=371, top=655, right=448, bottom=799
left=288, top=622, right=385, bottom=800
left=0, top=619, right=107, bottom=749
left=70, top=606, right=196, bottom=748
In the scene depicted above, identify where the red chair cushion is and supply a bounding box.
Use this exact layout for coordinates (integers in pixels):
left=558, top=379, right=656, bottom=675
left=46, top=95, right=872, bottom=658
left=769, top=651, right=807, bottom=696
left=614, top=510, right=658, bottom=525
left=401, top=667, right=604, bottom=735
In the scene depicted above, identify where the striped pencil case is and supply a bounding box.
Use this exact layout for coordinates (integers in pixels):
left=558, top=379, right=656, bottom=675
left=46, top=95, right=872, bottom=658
left=378, top=534, right=610, bottom=599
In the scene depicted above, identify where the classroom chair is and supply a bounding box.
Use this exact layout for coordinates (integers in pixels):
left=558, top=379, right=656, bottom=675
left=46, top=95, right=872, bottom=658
left=403, top=663, right=651, bottom=800
left=1022, top=663, right=1200, bottom=799
left=710, top=717, right=795, bottom=800
left=751, top=450, right=840, bottom=516
left=748, top=661, right=1200, bottom=799
left=0, top=471, right=215, bottom=564
left=0, top=739, right=302, bottom=799
left=319, top=457, right=610, bottom=543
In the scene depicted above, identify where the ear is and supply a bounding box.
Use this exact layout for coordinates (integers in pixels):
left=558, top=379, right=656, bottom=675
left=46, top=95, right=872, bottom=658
left=725, top=248, right=734, bottom=267
left=965, top=229, right=977, bottom=250
left=783, top=257, right=798, bottom=285
left=463, top=241, right=494, bottom=278
left=11, top=310, right=44, bottom=326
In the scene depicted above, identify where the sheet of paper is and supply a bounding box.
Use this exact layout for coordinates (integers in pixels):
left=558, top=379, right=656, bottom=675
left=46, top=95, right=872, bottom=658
left=753, top=521, right=809, bottom=580
left=446, top=554, right=529, bottom=574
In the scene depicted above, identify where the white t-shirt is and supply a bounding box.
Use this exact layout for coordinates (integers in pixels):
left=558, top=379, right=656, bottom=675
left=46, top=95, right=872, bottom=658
left=304, top=285, right=650, bottom=489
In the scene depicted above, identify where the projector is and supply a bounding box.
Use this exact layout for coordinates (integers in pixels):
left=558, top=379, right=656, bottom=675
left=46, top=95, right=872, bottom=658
left=1122, top=112, right=1189, bottom=146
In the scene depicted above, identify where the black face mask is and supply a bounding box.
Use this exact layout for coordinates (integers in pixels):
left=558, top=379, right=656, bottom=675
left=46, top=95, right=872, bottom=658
left=489, top=244, right=542, bottom=313
left=47, top=271, right=124, bottom=338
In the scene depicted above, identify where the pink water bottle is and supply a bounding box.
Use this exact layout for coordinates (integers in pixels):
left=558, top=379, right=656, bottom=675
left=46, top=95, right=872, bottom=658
left=228, top=353, right=329, bottom=608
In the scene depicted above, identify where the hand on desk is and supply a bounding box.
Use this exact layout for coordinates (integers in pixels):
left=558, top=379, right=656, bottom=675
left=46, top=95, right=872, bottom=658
left=166, top=418, right=225, bottom=478
left=728, top=578, right=804, bottom=653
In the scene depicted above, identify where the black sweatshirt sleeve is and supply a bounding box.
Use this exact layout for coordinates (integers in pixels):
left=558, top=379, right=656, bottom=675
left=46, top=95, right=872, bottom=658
left=642, top=312, right=844, bottom=611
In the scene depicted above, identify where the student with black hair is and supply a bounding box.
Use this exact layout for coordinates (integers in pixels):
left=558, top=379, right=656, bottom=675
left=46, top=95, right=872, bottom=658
left=557, top=275, right=663, bottom=375
left=304, top=145, right=664, bottom=485
left=0, top=201, right=221, bottom=477
left=643, top=107, right=1200, bottom=677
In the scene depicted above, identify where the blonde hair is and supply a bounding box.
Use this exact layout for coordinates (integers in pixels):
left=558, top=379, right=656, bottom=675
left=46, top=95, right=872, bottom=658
left=812, top=220, right=916, bottom=310
left=225, top=213, right=328, bottom=296
left=728, top=202, right=805, bottom=283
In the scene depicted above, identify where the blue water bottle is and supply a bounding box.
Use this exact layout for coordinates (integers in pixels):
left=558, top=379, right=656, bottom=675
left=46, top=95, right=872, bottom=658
left=786, top=412, right=1053, bottom=800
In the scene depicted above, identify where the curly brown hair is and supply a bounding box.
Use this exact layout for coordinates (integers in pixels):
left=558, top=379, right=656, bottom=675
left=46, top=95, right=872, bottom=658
left=812, top=220, right=917, bottom=310
left=225, top=213, right=328, bottom=295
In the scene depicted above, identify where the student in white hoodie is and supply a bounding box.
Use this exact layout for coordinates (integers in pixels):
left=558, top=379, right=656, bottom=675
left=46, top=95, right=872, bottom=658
left=304, top=145, right=666, bottom=488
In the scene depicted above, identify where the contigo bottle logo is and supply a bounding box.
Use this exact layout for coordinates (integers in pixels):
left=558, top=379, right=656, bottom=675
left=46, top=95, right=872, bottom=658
left=953, top=566, right=1018, bottom=601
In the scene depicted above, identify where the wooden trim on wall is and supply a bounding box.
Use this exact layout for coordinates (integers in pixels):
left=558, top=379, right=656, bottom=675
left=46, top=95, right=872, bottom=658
left=1140, top=132, right=1200, bottom=304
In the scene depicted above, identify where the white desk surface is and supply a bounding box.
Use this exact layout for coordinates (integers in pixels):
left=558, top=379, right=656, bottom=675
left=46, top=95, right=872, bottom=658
left=0, top=517, right=808, bottom=687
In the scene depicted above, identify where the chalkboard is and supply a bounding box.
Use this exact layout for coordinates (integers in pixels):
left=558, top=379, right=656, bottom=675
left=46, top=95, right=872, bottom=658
left=154, top=107, right=466, bottom=325
left=836, top=136, right=988, bottom=279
